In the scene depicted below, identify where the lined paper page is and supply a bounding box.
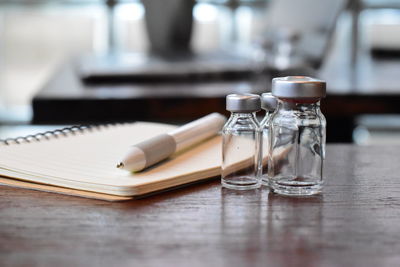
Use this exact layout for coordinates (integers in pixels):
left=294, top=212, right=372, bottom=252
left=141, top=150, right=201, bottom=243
left=0, top=122, right=222, bottom=196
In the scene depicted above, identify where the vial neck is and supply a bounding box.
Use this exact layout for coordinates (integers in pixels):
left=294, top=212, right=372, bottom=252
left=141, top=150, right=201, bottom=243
left=263, top=110, right=273, bottom=120
left=277, top=99, right=320, bottom=112
left=265, top=110, right=273, bottom=116
left=231, top=112, right=258, bottom=118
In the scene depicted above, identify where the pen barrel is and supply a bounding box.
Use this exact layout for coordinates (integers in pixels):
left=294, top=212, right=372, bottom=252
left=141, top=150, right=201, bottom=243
left=137, top=133, right=176, bottom=169
left=169, top=113, right=226, bottom=151
left=118, top=113, right=226, bottom=172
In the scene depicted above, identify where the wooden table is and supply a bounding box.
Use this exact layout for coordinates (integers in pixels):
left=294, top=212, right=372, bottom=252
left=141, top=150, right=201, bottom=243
left=1, top=144, right=400, bottom=266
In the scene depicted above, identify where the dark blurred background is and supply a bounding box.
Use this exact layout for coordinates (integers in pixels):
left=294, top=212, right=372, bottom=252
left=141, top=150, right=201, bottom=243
left=1, top=0, right=400, bottom=143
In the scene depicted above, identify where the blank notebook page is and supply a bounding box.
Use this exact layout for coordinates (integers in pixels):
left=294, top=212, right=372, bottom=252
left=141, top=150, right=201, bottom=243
left=0, top=122, right=222, bottom=196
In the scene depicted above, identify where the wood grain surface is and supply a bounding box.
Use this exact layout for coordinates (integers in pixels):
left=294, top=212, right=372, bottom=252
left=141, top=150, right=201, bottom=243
left=1, top=145, right=400, bottom=267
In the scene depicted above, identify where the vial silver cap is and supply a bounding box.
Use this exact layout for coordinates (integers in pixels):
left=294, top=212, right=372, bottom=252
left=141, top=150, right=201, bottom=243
left=272, top=76, right=326, bottom=99
left=226, top=94, right=261, bottom=112
left=261, top=93, right=277, bottom=111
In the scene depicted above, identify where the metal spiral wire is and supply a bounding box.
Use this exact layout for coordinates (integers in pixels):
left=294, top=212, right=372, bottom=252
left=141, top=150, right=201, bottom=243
left=0, top=125, right=93, bottom=145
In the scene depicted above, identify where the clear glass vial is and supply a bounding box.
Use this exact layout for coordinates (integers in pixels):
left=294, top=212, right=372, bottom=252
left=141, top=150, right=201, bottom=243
left=222, top=94, right=261, bottom=190
left=268, top=76, right=326, bottom=196
left=260, top=93, right=278, bottom=186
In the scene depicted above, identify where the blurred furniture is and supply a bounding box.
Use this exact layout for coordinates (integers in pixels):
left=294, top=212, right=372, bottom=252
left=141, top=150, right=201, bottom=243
left=261, top=0, right=347, bottom=70
left=29, top=0, right=400, bottom=142
left=350, top=0, right=400, bottom=63
left=32, top=39, right=400, bottom=142
left=2, top=144, right=400, bottom=266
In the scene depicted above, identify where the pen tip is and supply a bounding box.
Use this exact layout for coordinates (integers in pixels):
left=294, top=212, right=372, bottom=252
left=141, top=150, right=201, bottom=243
left=116, top=162, right=124, bottom=169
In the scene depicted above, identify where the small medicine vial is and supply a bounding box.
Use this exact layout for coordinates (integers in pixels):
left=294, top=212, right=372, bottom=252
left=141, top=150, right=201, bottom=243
left=222, top=94, right=261, bottom=190
left=260, top=93, right=278, bottom=186
left=268, top=76, right=326, bottom=196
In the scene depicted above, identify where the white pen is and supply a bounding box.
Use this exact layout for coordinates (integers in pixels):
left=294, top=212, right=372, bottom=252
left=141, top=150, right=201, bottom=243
left=116, top=113, right=227, bottom=172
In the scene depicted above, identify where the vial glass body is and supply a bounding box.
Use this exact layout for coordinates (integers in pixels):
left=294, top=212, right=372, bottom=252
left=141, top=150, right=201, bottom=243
left=222, top=112, right=261, bottom=190
left=268, top=100, right=326, bottom=196
left=260, top=111, right=273, bottom=186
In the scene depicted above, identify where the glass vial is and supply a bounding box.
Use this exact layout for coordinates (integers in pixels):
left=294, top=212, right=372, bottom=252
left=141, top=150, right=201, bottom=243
left=260, top=93, right=278, bottom=186
left=222, top=94, right=261, bottom=190
left=268, top=76, right=326, bottom=196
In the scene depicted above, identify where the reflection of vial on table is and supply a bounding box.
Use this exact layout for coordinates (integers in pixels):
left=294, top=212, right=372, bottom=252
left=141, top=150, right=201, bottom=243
left=269, top=76, right=326, bottom=196
left=260, top=93, right=278, bottom=186
left=221, top=94, right=261, bottom=190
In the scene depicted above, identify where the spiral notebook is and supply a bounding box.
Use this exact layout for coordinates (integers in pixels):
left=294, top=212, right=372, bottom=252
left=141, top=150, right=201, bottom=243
left=0, top=122, right=221, bottom=201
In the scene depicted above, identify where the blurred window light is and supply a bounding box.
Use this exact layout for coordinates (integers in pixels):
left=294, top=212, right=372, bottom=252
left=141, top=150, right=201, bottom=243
left=235, top=6, right=254, bottom=43
left=115, top=2, right=144, bottom=21
left=194, top=3, right=218, bottom=22
left=354, top=115, right=400, bottom=145
left=363, top=9, right=400, bottom=24
left=353, top=126, right=371, bottom=145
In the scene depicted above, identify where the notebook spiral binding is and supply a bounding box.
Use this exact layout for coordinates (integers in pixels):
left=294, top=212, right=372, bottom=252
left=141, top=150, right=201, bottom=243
left=0, top=124, right=115, bottom=146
